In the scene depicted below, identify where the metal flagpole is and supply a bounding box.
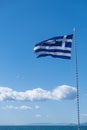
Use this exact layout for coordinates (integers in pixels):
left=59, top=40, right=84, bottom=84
left=73, top=28, right=80, bottom=130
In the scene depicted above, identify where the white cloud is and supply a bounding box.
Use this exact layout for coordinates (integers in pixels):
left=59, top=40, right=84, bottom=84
left=35, top=105, right=40, bottom=109
left=35, top=114, right=49, bottom=118
left=3, top=105, right=32, bottom=110
left=19, top=105, right=32, bottom=110
left=35, top=114, right=42, bottom=118
left=52, top=85, right=77, bottom=100
left=0, top=85, right=77, bottom=102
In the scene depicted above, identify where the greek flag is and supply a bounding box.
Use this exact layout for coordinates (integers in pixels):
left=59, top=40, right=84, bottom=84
left=34, top=34, right=73, bottom=59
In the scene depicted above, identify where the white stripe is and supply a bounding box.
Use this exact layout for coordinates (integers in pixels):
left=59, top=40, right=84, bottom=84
left=56, top=38, right=72, bottom=42
left=34, top=45, right=71, bottom=51
left=36, top=51, right=71, bottom=57
left=41, top=38, right=72, bottom=45
left=46, top=40, right=56, bottom=44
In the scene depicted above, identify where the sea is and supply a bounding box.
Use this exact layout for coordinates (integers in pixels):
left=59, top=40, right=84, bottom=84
left=0, top=126, right=86, bottom=130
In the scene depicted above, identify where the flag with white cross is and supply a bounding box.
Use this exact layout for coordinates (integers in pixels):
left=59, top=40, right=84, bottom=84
left=34, top=34, right=73, bottom=59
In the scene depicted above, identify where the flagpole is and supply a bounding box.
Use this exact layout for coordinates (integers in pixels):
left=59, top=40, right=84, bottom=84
left=73, top=28, right=80, bottom=130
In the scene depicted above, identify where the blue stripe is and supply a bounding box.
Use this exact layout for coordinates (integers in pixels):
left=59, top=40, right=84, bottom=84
left=37, top=54, right=71, bottom=59
left=35, top=41, right=62, bottom=47
left=35, top=36, right=64, bottom=46
left=66, top=34, right=73, bottom=39
left=65, top=42, right=72, bottom=48
left=35, top=42, right=72, bottom=47
left=35, top=49, right=71, bottom=53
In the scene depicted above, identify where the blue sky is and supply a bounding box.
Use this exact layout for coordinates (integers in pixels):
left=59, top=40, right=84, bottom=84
left=0, top=0, right=87, bottom=125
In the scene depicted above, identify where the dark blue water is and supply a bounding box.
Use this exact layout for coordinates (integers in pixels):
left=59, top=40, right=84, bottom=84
left=0, top=126, right=86, bottom=130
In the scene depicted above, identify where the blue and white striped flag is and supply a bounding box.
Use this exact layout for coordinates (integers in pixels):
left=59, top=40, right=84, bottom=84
left=34, top=34, right=73, bottom=59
